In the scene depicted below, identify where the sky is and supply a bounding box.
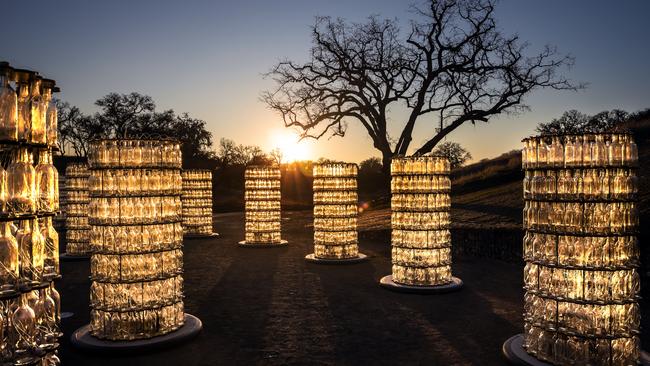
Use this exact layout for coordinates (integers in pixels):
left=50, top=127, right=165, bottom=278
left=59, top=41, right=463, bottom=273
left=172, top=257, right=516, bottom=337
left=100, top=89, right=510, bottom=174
left=2, top=0, right=649, bottom=163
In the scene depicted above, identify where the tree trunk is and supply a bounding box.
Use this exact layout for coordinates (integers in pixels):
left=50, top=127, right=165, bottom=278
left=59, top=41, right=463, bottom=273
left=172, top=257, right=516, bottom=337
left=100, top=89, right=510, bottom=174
left=381, top=152, right=392, bottom=180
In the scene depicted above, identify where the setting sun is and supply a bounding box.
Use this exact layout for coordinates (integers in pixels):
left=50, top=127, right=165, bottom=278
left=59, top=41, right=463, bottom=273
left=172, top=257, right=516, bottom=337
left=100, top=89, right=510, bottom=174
left=270, top=130, right=310, bottom=162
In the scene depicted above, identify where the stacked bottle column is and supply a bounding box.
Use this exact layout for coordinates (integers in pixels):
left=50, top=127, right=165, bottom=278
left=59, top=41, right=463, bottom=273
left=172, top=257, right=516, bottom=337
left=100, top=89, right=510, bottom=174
left=312, top=163, right=359, bottom=259
left=54, top=173, right=66, bottom=231
left=64, top=163, right=91, bottom=256
left=87, top=139, right=185, bottom=340
left=0, top=62, right=62, bottom=365
left=181, top=169, right=213, bottom=236
left=521, top=133, right=640, bottom=365
left=242, top=166, right=283, bottom=245
left=390, top=156, right=452, bottom=286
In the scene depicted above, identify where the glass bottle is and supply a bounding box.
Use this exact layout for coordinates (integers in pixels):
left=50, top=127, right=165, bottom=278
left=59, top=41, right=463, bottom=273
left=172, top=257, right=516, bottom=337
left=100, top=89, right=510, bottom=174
left=29, top=77, right=47, bottom=145
left=521, top=142, right=528, bottom=169
left=545, top=171, right=557, bottom=200
left=15, top=70, right=31, bottom=142
left=537, top=138, right=549, bottom=168
left=593, top=134, right=607, bottom=166
left=34, top=287, right=57, bottom=351
left=623, top=134, right=638, bottom=166
left=529, top=139, right=539, bottom=168
left=569, top=169, right=580, bottom=201
left=0, top=64, right=18, bottom=141
left=17, top=219, right=44, bottom=287
left=556, top=170, right=568, bottom=198
left=35, top=149, right=59, bottom=212
left=107, top=140, right=119, bottom=167
left=48, top=283, right=62, bottom=338
left=123, top=140, right=134, bottom=166
left=573, top=136, right=583, bottom=167
left=43, top=81, right=58, bottom=148
left=627, top=169, right=638, bottom=199
left=41, top=217, right=59, bottom=279
left=582, top=135, right=593, bottom=166
left=0, top=221, right=19, bottom=296
left=608, top=134, right=623, bottom=166
left=30, top=289, right=47, bottom=350
left=549, top=136, right=563, bottom=167
left=11, top=294, right=37, bottom=364
left=564, top=137, right=576, bottom=167
left=7, top=147, right=36, bottom=213
left=523, top=171, right=532, bottom=199
left=582, top=170, right=593, bottom=200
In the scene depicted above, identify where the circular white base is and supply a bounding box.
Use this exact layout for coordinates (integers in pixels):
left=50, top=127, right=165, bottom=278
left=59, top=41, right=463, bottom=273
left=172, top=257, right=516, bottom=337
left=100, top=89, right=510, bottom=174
left=502, top=334, right=650, bottom=365
left=305, top=253, right=369, bottom=264
left=237, top=240, right=288, bottom=248
left=184, top=232, right=219, bottom=240
left=379, top=275, right=463, bottom=294
left=70, top=313, right=202, bottom=354
left=60, top=253, right=91, bottom=261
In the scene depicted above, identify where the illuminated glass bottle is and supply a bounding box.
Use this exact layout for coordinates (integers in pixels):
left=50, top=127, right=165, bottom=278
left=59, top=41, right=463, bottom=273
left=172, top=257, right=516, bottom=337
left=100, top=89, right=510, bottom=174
left=0, top=64, right=18, bottom=141
left=15, top=71, right=31, bottom=142
left=41, top=217, right=59, bottom=279
left=29, top=77, right=46, bottom=145
left=7, top=147, right=36, bottom=213
left=42, top=80, right=58, bottom=148
left=11, top=294, right=36, bottom=364
left=0, top=221, right=19, bottom=295
left=17, top=219, right=44, bottom=288
left=35, top=287, right=57, bottom=350
left=36, top=149, right=58, bottom=212
left=48, top=283, right=61, bottom=337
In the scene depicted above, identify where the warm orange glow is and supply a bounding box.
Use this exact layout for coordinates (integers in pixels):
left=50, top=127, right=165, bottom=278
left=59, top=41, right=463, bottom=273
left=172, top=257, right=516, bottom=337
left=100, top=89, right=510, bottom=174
left=270, top=130, right=309, bottom=162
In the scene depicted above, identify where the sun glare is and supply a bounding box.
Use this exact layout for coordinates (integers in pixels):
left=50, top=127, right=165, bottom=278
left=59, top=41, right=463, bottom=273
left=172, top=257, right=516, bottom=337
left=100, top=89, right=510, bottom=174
left=271, top=130, right=309, bottom=163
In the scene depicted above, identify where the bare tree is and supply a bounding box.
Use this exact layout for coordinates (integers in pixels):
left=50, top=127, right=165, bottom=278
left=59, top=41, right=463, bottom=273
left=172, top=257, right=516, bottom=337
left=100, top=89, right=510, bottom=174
left=432, top=141, right=472, bottom=168
left=263, top=0, right=582, bottom=171
left=55, top=99, right=79, bottom=154
left=57, top=100, right=104, bottom=157
left=95, top=92, right=155, bottom=138
left=270, top=148, right=284, bottom=165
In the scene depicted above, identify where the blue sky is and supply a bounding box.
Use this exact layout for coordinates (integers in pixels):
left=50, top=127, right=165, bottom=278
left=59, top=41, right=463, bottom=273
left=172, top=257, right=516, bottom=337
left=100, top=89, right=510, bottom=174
left=2, top=0, right=649, bottom=163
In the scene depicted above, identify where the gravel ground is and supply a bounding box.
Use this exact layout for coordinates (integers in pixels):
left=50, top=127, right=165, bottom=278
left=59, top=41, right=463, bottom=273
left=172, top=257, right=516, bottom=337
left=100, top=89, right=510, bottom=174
left=57, top=211, right=525, bottom=366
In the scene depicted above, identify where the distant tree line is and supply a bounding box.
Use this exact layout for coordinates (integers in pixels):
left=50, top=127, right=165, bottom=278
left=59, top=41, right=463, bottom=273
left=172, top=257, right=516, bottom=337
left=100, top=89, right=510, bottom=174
left=57, top=92, right=213, bottom=166
left=536, top=108, right=650, bottom=135
left=56, top=91, right=478, bottom=210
